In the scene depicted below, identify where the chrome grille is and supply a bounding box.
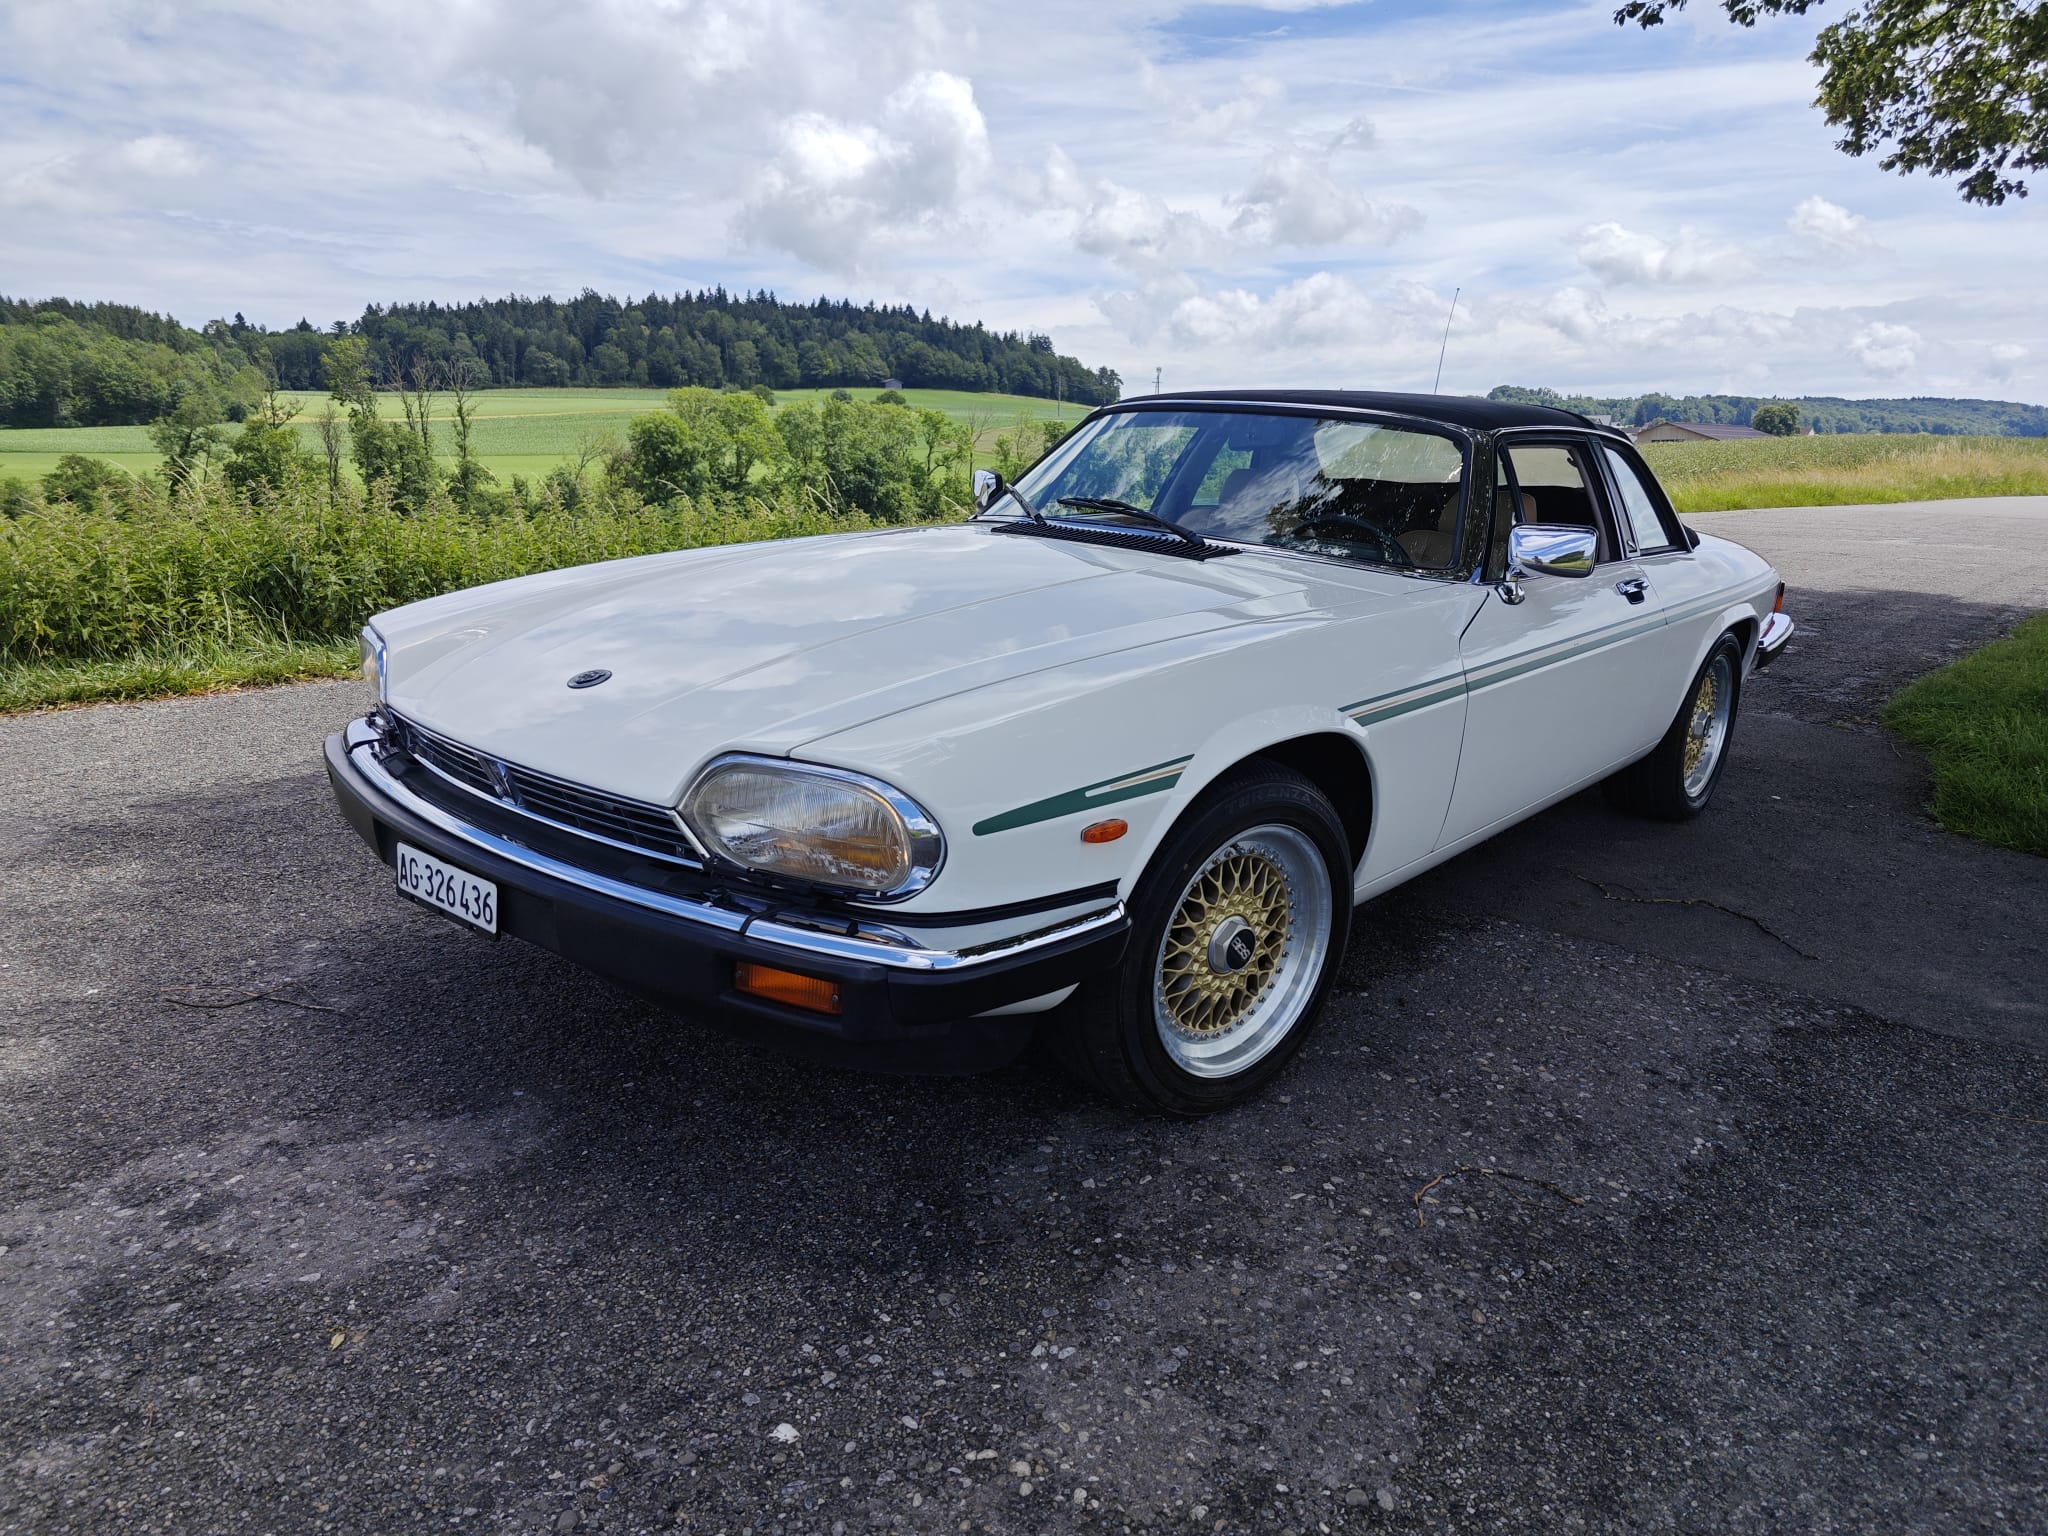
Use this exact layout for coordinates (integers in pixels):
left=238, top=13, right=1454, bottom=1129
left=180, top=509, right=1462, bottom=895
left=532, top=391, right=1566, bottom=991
left=387, top=713, right=701, bottom=865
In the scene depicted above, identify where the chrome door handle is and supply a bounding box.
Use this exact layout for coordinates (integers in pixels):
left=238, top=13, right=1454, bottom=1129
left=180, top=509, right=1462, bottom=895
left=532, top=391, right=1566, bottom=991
left=1615, top=577, right=1648, bottom=604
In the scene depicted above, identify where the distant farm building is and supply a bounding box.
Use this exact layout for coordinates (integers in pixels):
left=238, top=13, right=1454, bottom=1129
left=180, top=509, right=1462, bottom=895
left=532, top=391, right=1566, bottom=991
left=1635, top=422, right=1769, bottom=443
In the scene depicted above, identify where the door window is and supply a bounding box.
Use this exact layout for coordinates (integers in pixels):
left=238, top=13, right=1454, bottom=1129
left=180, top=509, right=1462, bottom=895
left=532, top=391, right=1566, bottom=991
left=1495, top=439, right=1615, bottom=565
left=1601, top=444, right=1678, bottom=554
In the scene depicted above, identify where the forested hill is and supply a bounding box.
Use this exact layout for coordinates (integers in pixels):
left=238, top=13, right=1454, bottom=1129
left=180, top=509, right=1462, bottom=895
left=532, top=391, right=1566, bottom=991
left=0, top=291, right=1120, bottom=428
left=1489, top=384, right=2048, bottom=436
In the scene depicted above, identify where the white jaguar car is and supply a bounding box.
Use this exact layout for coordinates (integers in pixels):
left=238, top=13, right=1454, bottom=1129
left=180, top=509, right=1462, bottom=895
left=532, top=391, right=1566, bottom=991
left=326, top=391, right=1792, bottom=1113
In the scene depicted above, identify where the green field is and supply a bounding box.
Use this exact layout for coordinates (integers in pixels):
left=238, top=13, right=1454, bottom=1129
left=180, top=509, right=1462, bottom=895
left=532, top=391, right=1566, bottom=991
left=1642, top=433, right=2048, bottom=513
left=10, top=397, right=2048, bottom=510
left=0, top=386, right=1083, bottom=487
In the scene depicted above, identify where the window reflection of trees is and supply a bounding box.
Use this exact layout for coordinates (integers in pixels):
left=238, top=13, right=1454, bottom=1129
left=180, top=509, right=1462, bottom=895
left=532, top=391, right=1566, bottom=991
left=1060, top=426, right=1196, bottom=510
left=1022, top=412, right=1464, bottom=570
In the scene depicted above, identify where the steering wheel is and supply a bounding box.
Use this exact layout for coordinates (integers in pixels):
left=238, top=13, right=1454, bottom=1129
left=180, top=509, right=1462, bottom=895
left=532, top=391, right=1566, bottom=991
left=1287, top=514, right=1413, bottom=568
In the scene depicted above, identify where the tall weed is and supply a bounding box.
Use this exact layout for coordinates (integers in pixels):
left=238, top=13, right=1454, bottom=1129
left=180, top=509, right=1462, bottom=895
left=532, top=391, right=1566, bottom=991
left=0, top=477, right=942, bottom=663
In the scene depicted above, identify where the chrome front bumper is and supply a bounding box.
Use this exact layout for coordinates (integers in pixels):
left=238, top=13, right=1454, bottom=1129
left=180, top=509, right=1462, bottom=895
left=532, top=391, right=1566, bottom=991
left=334, top=715, right=1124, bottom=976
left=1754, top=611, right=1794, bottom=671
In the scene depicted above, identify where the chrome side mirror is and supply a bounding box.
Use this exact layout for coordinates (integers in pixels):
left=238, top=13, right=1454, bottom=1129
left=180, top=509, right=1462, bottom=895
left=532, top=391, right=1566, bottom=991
left=1509, top=524, right=1596, bottom=578
left=972, top=468, right=1000, bottom=510
left=1498, top=523, right=1597, bottom=604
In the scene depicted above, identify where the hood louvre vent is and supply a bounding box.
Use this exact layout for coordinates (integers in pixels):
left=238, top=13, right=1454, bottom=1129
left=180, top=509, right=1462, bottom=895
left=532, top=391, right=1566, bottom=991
left=988, top=519, right=1238, bottom=561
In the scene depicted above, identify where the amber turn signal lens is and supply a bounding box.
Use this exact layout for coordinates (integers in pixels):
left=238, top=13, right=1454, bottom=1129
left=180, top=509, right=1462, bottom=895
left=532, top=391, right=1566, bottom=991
left=1082, top=818, right=1128, bottom=844
left=1773, top=581, right=1786, bottom=614
left=733, top=962, right=843, bottom=1015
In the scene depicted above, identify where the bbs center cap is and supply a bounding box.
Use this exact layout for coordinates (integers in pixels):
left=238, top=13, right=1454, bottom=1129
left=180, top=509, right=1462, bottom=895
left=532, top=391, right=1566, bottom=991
left=1207, top=915, right=1257, bottom=974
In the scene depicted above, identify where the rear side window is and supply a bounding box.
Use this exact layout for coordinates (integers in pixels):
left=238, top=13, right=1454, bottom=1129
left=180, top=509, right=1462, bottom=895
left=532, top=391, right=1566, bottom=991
left=1602, top=444, right=1677, bottom=553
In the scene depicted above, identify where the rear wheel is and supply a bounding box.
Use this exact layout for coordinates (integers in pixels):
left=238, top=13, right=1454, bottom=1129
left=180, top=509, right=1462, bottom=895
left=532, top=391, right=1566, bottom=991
left=1606, top=631, right=1743, bottom=820
left=1044, top=763, right=1350, bottom=1115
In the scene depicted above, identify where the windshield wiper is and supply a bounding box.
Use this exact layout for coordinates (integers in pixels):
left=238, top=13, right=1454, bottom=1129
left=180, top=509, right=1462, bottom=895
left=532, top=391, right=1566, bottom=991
left=982, top=474, right=1045, bottom=524
left=1054, top=496, right=1206, bottom=549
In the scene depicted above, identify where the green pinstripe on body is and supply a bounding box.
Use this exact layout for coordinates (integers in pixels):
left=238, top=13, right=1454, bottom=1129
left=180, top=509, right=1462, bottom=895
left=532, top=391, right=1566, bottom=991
left=1346, top=590, right=1740, bottom=721
left=972, top=756, right=1193, bottom=836
left=976, top=588, right=1754, bottom=835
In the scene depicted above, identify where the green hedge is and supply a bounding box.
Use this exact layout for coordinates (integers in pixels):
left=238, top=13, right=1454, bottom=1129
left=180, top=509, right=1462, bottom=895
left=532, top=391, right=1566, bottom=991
left=0, top=477, right=935, bottom=664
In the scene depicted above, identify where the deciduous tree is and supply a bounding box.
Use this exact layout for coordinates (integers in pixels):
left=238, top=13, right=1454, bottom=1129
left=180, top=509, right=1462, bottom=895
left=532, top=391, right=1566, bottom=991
left=1751, top=400, right=1802, bottom=434
left=1616, top=0, right=2048, bottom=203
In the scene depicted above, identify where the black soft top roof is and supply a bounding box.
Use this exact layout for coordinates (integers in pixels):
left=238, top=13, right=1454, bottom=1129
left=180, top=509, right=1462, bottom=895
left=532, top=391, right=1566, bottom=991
left=1114, top=389, right=1600, bottom=432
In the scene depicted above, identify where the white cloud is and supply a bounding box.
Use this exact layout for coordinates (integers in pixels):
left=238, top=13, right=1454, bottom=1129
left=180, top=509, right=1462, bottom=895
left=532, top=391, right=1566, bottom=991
left=1229, top=154, right=1421, bottom=248
left=1137, top=64, right=1284, bottom=140
left=1572, top=221, right=1758, bottom=286
left=1325, top=115, right=1376, bottom=152
left=1851, top=322, right=1920, bottom=375
left=0, top=0, right=2041, bottom=402
left=734, top=72, right=990, bottom=270
left=112, top=134, right=203, bottom=178
left=1788, top=195, right=1876, bottom=252
left=1037, top=148, right=1225, bottom=272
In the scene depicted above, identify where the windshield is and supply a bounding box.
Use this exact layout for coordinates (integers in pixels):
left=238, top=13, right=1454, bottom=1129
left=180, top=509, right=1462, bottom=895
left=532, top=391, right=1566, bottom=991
left=996, top=408, right=1467, bottom=571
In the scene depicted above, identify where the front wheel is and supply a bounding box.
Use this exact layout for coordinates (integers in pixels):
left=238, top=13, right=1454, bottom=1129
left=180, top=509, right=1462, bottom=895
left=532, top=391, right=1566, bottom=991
left=1606, top=631, right=1743, bottom=820
left=1043, top=763, right=1351, bottom=1115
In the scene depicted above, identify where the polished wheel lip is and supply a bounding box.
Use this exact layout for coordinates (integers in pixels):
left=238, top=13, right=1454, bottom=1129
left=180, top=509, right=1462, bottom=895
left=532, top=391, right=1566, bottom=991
left=1683, top=653, right=1735, bottom=799
left=1153, top=823, right=1333, bottom=1080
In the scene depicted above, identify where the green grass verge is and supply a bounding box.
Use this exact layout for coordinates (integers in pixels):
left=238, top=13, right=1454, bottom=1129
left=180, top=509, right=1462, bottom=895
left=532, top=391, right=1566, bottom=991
left=1883, top=613, right=2048, bottom=857
left=0, top=637, right=359, bottom=714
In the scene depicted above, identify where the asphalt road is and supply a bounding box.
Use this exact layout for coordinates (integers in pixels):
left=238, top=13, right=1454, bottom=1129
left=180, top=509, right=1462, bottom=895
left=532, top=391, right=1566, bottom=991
left=3, top=497, right=2044, bottom=1535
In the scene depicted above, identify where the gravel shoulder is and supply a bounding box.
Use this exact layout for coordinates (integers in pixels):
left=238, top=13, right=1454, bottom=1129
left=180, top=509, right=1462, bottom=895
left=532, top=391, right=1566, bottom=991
left=2, top=498, right=2043, bottom=1535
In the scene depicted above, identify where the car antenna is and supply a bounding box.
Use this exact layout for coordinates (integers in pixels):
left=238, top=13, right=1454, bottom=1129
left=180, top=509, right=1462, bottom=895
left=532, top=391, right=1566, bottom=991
left=1432, top=287, right=1460, bottom=393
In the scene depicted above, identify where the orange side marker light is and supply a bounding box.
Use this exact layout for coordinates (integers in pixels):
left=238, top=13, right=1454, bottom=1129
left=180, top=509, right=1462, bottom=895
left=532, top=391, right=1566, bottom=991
left=734, top=962, right=843, bottom=1015
left=1082, top=819, right=1128, bottom=844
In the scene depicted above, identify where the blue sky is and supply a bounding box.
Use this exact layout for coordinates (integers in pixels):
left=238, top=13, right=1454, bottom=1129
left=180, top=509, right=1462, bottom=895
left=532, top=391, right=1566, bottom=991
left=2, top=0, right=2041, bottom=403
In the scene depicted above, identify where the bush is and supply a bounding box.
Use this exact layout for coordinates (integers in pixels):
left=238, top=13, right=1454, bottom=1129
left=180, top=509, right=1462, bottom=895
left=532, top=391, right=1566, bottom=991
left=40, top=453, right=130, bottom=506
left=0, top=475, right=954, bottom=665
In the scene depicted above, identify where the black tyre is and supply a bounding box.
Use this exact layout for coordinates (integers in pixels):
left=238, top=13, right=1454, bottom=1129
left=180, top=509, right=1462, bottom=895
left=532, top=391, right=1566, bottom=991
left=1043, top=762, right=1351, bottom=1115
left=1605, top=630, right=1744, bottom=820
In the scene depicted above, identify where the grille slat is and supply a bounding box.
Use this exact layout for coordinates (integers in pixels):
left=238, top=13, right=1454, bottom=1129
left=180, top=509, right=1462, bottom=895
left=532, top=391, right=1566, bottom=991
left=389, top=714, right=700, bottom=865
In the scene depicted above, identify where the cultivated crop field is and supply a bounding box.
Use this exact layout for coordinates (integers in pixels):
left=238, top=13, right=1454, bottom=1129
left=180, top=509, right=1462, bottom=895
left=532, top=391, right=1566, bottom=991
left=1643, top=432, right=2048, bottom=512
left=0, top=387, right=1082, bottom=486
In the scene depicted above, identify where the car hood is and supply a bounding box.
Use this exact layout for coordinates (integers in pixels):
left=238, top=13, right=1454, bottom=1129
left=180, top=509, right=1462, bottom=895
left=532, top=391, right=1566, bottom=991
left=377, top=523, right=1392, bottom=804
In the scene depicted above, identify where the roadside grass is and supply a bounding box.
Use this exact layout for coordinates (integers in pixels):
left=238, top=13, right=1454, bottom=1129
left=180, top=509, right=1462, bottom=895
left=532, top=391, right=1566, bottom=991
left=1884, top=614, right=2048, bottom=858
left=1646, top=434, right=2048, bottom=513
left=0, top=636, right=358, bottom=713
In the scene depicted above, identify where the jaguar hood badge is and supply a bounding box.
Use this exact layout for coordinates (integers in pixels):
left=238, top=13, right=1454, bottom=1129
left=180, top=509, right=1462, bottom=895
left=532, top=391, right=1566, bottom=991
left=566, top=669, right=612, bottom=690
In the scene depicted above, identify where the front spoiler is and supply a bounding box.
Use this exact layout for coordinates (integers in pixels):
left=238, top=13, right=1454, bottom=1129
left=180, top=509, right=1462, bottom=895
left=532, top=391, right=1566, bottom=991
left=324, top=720, right=1129, bottom=1073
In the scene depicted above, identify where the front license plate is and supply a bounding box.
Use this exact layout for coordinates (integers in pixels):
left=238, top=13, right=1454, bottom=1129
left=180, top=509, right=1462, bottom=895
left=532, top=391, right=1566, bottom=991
left=395, top=843, right=498, bottom=935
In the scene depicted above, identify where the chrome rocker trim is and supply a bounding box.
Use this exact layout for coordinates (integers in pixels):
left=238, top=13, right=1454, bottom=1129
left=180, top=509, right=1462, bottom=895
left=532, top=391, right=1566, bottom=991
left=343, top=716, right=1124, bottom=974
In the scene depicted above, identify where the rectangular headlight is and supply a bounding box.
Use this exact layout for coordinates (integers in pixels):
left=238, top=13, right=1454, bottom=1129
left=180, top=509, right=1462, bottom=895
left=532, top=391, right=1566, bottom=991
left=681, top=757, right=943, bottom=898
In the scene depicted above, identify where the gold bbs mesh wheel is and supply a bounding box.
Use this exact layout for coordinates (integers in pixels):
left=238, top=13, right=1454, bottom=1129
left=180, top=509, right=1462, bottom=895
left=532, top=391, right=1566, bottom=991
left=1152, top=824, right=1334, bottom=1080
left=1683, top=651, right=1735, bottom=800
